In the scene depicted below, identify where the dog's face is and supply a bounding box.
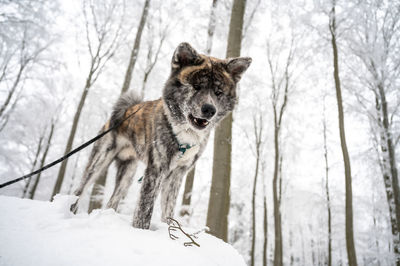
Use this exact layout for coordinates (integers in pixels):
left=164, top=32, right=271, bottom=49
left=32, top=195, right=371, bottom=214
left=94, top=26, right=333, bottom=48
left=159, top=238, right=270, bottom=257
left=163, top=42, right=252, bottom=131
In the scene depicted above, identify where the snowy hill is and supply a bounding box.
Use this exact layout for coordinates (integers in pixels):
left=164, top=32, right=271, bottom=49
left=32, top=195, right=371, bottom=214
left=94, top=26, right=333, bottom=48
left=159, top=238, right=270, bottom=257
left=0, top=195, right=246, bottom=266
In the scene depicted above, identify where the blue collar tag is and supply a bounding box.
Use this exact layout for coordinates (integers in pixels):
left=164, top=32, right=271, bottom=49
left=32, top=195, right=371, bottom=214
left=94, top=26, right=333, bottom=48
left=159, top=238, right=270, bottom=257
left=179, top=144, right=193, bottom=156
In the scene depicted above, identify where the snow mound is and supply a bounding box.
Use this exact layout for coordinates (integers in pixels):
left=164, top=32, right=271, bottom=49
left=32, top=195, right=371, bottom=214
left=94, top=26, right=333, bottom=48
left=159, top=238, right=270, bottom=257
left=0, top=195, right=246, bottom=266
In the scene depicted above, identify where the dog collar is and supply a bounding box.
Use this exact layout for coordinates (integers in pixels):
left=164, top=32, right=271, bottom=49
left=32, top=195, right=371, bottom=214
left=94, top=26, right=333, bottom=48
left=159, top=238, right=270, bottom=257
left=172, top=131, right=196, bottom=156
left=178, top=143, right=194, bottom=155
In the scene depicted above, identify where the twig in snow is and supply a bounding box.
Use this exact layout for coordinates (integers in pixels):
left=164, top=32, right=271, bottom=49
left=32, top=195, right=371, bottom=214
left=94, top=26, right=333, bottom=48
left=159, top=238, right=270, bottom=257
left=167, top=217, right=201, bottom=247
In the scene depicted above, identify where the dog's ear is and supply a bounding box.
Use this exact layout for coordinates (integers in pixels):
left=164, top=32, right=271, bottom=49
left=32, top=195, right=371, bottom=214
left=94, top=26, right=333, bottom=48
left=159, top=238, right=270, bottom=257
left=172, top=42, right=204, bottom=70
left=226, top=57, right=252, bottom=83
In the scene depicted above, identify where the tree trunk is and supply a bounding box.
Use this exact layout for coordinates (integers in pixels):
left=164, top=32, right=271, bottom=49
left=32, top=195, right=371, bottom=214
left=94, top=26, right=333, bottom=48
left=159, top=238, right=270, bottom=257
left=323, top=102, right=332, bottom=266
left=22, top=135, right=44, bottom=198
left=269, top=44, right=290, bottom=266
left=180, top=0, right=219, bottom=218
left=373, top=215, right=382, bottom=266
left=289, top=230, right=294, bottom=266
left=78, top=69, right=102, bottom=207
left=310, top=224, right=316, bottom=265
left=251, top=145, right=260, bottom=266
left=300, top=226, right=306, bottom=265
left=377, top=138, right=399, bottom=261
left=30, top=122, right=55, bottom=199
left=329, top=2, right=358, bottom=265
left=206, top=0, right=218, bottom=55
left=263, top=176, right=268, bottom=266
left=376, top=82, right=400, bottom=265
left=120, top=0, right=150, bottom=94
left=207, top=112, right=232, bottom=241
left=272, top=125, right=283, bottom=266
left=0, top=64, right=25, bottom=119
left=206, top=0, right=246, bottom=242
left=52, top=73, right=93, bottom=199
left=67, top=149, right=81, bottom=195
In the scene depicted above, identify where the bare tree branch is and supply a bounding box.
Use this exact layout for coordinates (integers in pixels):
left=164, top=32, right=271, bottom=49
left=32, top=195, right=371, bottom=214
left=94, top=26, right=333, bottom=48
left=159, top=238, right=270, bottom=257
left=167, top=217, right=201, bottom=247
left=242, top=0, right=260, bottom=40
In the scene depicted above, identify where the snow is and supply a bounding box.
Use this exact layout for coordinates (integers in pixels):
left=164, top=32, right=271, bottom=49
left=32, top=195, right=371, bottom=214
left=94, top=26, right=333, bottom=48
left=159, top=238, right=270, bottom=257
left=0, top=195, right=246, bottom=266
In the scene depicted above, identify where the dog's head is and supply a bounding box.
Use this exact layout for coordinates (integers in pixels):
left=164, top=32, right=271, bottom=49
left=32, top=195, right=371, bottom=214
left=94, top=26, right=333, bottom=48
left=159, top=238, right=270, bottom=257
left=163, top=42, right=251, bottom=132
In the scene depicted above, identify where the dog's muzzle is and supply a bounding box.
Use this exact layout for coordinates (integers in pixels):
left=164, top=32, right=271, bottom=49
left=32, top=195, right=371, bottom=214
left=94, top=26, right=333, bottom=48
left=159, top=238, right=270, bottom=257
left=188, top=114, right=209, bottom=130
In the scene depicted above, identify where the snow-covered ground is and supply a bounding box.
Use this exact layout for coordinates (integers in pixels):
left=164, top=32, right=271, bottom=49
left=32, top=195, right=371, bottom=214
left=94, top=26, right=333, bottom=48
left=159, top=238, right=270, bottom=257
left=0, top=195, right=246, bottom=266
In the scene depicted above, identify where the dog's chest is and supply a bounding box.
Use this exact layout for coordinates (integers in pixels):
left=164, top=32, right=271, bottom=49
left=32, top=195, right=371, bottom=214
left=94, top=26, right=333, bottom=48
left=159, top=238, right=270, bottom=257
left=167, top=124, right=208, bottom=170
left=170, top=144, right=200, bottom=169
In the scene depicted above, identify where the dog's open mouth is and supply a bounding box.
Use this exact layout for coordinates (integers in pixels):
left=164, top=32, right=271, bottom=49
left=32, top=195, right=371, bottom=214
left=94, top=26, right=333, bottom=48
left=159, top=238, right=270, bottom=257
left=189, top=114, right=209, bottom=129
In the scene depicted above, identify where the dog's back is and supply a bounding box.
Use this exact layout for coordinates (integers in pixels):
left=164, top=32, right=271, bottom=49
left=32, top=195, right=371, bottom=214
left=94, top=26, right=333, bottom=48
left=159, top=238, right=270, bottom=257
left=111, top=97, right=165, bottom=162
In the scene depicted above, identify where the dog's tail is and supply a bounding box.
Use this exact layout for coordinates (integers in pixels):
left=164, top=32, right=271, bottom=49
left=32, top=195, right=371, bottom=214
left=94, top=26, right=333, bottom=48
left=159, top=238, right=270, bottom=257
left=110, top=90, right=142, bottom=128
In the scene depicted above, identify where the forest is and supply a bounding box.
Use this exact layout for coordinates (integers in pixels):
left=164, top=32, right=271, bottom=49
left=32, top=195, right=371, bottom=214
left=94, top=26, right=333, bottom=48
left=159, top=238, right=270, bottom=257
left=0, top=0, right=399, bottom=265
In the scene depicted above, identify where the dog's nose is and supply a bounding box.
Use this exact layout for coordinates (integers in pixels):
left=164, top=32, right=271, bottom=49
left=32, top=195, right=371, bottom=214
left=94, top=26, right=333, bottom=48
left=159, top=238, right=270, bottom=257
left=201, top=104, right=216, bottom=119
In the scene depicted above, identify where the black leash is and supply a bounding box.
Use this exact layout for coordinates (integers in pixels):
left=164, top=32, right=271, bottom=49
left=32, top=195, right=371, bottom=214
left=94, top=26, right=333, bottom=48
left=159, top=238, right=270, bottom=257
left=0, top=105, right=143, bottom=189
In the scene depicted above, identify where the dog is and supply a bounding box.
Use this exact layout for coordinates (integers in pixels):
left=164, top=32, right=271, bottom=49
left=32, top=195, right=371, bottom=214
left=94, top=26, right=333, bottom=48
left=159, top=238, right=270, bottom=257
left=70, top=42, right=251, bottom=229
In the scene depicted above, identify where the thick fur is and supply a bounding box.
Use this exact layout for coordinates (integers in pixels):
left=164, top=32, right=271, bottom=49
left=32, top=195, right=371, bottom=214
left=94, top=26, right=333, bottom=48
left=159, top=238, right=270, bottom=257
left=110, top=91, right=142, bottom=128
left=70, top=43, right=251, bottom=229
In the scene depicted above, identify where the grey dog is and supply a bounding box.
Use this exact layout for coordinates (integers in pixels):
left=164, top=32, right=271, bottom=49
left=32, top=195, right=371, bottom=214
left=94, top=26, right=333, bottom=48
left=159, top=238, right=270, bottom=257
left=70, top=42, right=251, bottom=229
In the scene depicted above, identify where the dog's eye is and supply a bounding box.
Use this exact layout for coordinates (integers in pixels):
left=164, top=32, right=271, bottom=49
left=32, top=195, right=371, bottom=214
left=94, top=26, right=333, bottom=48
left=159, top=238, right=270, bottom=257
left=193, top=84, right=201, bottom=91
left=215, top=90, right=223, bottom=96
left=173, top=79, right=182, bottom=87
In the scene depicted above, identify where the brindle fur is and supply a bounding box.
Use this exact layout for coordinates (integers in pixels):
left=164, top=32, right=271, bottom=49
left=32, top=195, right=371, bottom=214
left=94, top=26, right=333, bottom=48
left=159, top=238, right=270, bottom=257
left=70, top=43, right=251, bottom=229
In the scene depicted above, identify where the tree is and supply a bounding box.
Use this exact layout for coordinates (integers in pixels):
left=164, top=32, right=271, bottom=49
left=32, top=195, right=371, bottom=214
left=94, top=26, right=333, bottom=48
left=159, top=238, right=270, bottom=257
left=0, top=0, right=57, bottom=131
left=345, top=1, right=400, bottom=263
left=266, top=35, right=295, bottom=266
left=323, top=97, right=332, bottom=266
left=140, top=8, right=168, bottom=98
left=29, top=121, right=55, bottom=199
left=52, top=0, right=126, bottom=199
left=250, top=113, right=263, bottom=266
left=181, top=0, right=219, bottom=218
left=328, top=1, right=358, bottom=265
left=206, top=0, right=247, bottom=241
left=120, top=0, right=151, bottom=94
left=262, top=161, right=268, bottom=266
left=22, top=134, right=44, bottom=198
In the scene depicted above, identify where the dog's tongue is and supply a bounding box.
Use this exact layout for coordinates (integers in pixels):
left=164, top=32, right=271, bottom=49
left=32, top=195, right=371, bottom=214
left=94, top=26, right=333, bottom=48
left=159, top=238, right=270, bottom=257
left=195, top=117, right=209, bottom=126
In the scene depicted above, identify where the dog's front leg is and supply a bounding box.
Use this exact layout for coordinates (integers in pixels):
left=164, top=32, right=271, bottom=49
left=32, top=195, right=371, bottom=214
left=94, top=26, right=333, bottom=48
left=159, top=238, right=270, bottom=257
left=160, top=167, right=187, bottom=223
left=132, top=165, right=162, bottom=229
